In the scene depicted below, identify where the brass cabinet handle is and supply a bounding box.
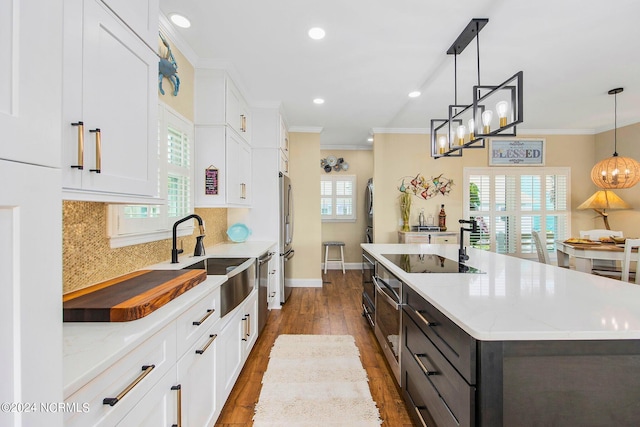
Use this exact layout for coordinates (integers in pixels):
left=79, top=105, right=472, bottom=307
left=241, top=316, right=248, bottom=341
left=195, top=334, right=217, bottom=355
left=413, top=308, right=437, bottom=327
left=414, top=406, right=429, bottom=427
left=103, top=364, right=155, bottom=406
left=413, top=353, right=438, bottom=377
left=71, top=121, right=84, bottom=169
left=240, top=114, right=246, bottom=132
left=89, top=128, right=101, bottom=173
left=192, top=309, right=215, bottom=326
left=246, top=313, right=251, bottom=337
left=170, top=384, right=182, bottom=427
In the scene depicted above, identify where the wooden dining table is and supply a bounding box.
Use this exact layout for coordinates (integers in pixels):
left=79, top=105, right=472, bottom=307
left=555, top=240, right=636, bottom=273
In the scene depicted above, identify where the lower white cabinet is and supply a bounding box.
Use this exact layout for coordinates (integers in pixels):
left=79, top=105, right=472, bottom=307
left=115, top=370, right=179, bottom=427
left=65, top=283, right=259, bottom=427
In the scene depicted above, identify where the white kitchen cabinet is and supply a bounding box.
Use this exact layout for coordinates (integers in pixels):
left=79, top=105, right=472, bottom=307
left=279, top=116, right=290, bottom=175
left=176, top=322, right=220, bottom=426
left=195, top=126, right=252, bottom=207
left=62, top=0, right=159, bottom=202
left=0, top=0, right=62, bottom=167
left=115, top=370, right=179, bottom=427
left=398, top=231, right=459, bottom=244
left=267, top=245, right=278, bottom=307
left=195, top=68, right=251, bottom=144
left=217, top=289, right=259, bottom=401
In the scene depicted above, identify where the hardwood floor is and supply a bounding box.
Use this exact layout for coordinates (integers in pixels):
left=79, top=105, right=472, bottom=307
left=215, top=269, right=414, bottom=427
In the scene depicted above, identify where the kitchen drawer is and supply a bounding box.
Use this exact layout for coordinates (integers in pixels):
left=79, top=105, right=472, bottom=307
left=64, top=323, right=176, bottom=427
left=404, top=285, right=476, bottom=383
left=176, top=287, right=220, bottom=356
left=403, top=311, right=475, bottom=427
left=403, top=367, right=438, bottom=427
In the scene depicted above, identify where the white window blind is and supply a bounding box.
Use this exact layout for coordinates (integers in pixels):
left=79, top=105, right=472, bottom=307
left=464, top=167, right=570, bottom=259
left=320, top=175, right=356, bottom=221
left=108, top=103, right=194, bottom=247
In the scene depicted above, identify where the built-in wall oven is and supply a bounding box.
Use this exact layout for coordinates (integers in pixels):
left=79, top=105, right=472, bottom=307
left=374, top=262, right=402, bottom=384
left=362, top=252, right=375, bottom=327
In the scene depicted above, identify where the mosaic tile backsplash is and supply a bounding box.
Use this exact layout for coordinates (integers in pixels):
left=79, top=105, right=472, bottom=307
left=63, top=201, right=228, bottom=294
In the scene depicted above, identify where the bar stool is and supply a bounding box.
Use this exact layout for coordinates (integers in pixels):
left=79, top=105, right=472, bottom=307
left=323, top=241, right=345, bottom=274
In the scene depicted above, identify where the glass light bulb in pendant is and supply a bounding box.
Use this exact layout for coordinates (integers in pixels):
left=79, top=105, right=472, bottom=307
left=468, top=118, right=475, bottom=140
left=438, top=135, right=447, bottom=154
left=456, top=125, right=466, bottom=145
left=482, top=110, right=493, bottom=133
left=496, top=101, right=509, bottom=127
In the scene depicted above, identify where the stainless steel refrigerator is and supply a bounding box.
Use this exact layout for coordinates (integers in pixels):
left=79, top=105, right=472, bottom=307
left=365, top=178, right=374, bottom=243
left=279, top=173, right=295, bottom=304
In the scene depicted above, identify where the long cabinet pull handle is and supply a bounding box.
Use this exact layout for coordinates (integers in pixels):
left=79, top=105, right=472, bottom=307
left=413, top=308, right=437, bottom=327
left=171, top=384, right=182, bottom=427
left=71, top=121, right=84, bottom=169
left=192, top=309, right=215, bottom=326
left=89, top=128, right=101, bottom=173
left=414, top=406, right=429, bottom=427
left=240, top=114, right=246, bottom=132
left=246, top=313, right=251, bottom=337
left=413, top=353, right=438, bottom=377
left=103, top=364, right=155, bottom=406
left=241, top=316, right=248, bottom=341
left=195, top=334, right=217, bottom=355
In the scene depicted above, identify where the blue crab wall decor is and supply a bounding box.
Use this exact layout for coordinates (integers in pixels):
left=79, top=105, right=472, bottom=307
left=159, top=32, right=180, bottom=96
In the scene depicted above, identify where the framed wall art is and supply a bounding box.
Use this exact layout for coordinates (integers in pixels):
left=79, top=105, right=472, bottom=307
left=489, top=138, right=545, bottom=166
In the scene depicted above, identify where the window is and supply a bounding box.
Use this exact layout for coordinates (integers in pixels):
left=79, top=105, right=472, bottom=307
left=464, top=167, right=570, bottom=259
left=321, top=175, right=356, bottom=222
left=108, top=103, right=194, bottom=247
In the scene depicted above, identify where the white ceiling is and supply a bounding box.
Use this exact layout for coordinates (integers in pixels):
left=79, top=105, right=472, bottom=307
left=159, top=0, right=640, bottom=148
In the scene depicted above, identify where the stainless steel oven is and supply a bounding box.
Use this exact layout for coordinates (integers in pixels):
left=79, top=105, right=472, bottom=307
left=362, top=252, right=375, bottom=327
left=374, top=262, right=402, bottom=384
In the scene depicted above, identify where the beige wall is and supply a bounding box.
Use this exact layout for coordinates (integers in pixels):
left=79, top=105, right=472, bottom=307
left=593, top=122, right=640, bottom=237
left=320, top=149, right=373, bottom=264
left=372, top=133, right=599, bottom=244
left=158, top=34, right=194, bottom=121
left=62, top=38, right=218, bottom=294
left=289, top=132, right=322, bottom=279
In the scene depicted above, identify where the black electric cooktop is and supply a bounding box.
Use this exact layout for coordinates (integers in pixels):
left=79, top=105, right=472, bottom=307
left=382, top=253, right=484, bottom=274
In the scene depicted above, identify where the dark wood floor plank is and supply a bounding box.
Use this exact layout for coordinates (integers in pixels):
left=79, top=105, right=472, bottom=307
left=215, top=269, right=413, bottom=426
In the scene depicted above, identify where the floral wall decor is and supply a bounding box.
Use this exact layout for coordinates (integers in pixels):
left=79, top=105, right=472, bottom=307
left=320, top=155, right=349, bottom=173
left=398, top=173, right=454, bottom=199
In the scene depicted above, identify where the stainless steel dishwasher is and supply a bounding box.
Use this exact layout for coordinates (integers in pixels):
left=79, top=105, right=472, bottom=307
left=257, top=251, right=274, bottom=333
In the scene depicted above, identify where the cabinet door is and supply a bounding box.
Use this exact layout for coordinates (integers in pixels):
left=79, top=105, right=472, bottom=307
left=226, top=80, right=251, bottom=143
left=242, top=291, right=259, bottom=352
left=0, top=0, right=62, bottom=167
left=176, top=326, right=219, bottom=426
left=0, top=161, right=62, bottom=427
left=267, top=249, right=278, bottom=307
left=226, top=131, right=251, bottom=205
left=101, top=0, right=158, bottom=44
left=217, top=308, right=244, bottom=402
left=116, top=370, right=178, bottom=427
left=63, top=0, right=158, bottom=199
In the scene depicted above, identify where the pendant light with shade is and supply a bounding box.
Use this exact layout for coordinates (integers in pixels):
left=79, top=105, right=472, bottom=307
left=590, top=88, right=640, bottom=189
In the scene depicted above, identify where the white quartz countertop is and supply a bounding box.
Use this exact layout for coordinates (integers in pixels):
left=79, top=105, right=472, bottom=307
left=362, top=243, right=640, bottom=342
left=63, top=240, right=275, bottom=398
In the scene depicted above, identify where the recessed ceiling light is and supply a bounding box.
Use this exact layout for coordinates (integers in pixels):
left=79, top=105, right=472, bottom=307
left=308, top=27, right=326, bottom=40
left=313, top=98, right=325, bottom=105
left=408, top=91, right=421, bottom=98
left=170, top=13, right=191, bottom=28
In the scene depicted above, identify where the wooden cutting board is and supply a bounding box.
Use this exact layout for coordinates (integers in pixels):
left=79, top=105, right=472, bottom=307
left=63, top=269, right=207, bottom=322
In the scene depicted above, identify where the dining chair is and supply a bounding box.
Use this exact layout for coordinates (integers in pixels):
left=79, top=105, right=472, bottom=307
left=593, top=238, right=639, bottom=284
left=580, top=229, right=623, bottom=271
left=532, top=230, right=550, bottom=264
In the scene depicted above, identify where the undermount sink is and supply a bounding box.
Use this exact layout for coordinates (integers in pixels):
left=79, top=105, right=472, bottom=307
left=182, top=257, right=251, bottom=275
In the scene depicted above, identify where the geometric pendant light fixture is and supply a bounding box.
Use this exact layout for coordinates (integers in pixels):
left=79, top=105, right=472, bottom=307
left=590, top=88, right=640, bottom=189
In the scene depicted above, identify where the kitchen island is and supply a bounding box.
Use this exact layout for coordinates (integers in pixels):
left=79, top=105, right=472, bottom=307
left=362, top=243, right=640, bottom=427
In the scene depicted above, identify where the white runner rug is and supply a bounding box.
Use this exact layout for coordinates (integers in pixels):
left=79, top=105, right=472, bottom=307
left=253, top=334, right=382, bottom=427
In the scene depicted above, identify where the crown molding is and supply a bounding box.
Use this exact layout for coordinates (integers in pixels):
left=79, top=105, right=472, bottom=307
left=159, top=14, right=199, bottom=67
left=320, top=144, right=373, bottom=151
left=289, top=126, right=323, bottom=133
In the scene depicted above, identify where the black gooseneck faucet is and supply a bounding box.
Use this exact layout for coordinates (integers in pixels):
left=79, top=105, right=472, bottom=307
left=458, top=218, right=478, bottom=264
left=171, top=214, right=206, bottom=263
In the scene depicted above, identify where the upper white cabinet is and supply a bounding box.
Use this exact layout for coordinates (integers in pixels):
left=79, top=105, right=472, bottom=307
left=195, top=68, right=252, bottom=144
left=194, top=69, right=253, bottom=207
left=279, top=116, right=290, bottom=175
left=62, top=0, right=160, bottom=202
left=0, top=0, right=62, bottom=167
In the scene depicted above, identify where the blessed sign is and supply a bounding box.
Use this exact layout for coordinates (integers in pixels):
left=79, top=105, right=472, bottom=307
left=489, top=139, right=545, bottom=166
left=205, top=166, right=219, bottom=195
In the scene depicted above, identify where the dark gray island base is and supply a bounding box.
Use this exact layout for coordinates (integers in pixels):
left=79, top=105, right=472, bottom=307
left=402, top=284, right=640, bottom=427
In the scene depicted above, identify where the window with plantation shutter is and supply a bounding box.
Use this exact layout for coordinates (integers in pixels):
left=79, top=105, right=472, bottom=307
left=108, top=103, right=194, bottom=247
left=320, top=175, right=356, bottom=221
left=464, top=167, right=570, bottom=259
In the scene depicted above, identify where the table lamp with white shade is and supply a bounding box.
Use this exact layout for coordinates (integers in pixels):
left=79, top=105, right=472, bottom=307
left=577, top=190, right=631, bottom=230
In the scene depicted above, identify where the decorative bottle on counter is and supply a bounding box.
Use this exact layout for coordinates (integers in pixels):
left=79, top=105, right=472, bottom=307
left=418, top=208, right=426, bottom=227
left=438, top=204, right=447, bottom=231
